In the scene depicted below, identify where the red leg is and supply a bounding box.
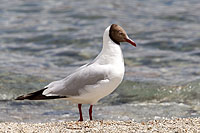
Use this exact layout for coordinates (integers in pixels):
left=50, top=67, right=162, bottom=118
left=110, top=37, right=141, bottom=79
left=89, top=105, right=93, bottom=120
left=78, top=104, right=83, bottom=121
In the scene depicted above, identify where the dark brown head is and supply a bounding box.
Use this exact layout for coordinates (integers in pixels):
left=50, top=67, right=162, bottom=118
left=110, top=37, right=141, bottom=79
left=109, top=24, right=136, bottom=47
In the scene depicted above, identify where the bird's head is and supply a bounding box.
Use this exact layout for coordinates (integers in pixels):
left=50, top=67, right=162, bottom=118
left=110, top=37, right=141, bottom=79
left=109, top=24, right=136, bottom=47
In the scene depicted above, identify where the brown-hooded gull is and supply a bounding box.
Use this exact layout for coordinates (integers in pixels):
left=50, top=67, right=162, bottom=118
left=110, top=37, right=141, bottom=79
left=16, top=24, right=136, bottom=121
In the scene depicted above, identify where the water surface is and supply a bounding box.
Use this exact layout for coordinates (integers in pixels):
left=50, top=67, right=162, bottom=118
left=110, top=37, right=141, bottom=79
left=0, top=0, right=200, bottom=122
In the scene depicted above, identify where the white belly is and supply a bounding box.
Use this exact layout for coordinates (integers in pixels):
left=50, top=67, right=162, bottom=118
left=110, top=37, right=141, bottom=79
left=67, top=69, right=124, bottom=104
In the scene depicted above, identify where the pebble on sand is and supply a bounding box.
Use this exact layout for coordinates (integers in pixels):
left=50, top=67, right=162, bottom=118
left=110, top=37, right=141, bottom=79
left=0, top=118, right=199, bottom=133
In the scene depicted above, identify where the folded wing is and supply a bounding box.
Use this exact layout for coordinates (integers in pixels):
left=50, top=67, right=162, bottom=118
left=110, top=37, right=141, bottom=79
left=43, top=65, right=108, bottom=97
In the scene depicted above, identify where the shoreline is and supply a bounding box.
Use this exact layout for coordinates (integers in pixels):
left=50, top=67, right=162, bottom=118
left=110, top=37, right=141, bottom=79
left=0, top=118, right=199, bottom=132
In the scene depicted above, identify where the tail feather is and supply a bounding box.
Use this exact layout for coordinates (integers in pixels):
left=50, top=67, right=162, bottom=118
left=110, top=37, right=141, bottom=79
left=15, top=88, right=66, bottom=100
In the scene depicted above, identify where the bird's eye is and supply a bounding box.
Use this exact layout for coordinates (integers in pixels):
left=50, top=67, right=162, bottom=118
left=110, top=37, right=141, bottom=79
left=119, top=32, right=123, bottom=36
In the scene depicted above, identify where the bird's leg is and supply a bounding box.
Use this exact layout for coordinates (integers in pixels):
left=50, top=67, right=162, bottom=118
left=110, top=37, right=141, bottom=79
left=89, top=105, right=93, bottom=120
left=78, top=104, right=83, bottom=121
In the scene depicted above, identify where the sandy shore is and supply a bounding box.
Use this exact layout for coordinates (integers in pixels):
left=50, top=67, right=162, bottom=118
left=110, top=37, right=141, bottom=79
left=0, top=118, right=199, bottom=133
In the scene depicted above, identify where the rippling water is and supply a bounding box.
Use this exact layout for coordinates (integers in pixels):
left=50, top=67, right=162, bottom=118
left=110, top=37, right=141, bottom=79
left=0, top=0, right=200, bottom=122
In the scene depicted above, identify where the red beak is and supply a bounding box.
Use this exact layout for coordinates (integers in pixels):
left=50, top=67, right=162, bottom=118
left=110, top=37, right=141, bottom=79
left=125, top=38, right=136, bottom=47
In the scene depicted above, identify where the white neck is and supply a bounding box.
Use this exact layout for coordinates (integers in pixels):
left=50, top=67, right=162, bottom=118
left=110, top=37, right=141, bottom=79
left=94, top=26, right=124, bottom=65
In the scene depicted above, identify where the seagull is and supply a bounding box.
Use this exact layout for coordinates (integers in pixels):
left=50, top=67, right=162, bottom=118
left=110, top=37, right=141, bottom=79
left=16, top=24, right=136, bottom=121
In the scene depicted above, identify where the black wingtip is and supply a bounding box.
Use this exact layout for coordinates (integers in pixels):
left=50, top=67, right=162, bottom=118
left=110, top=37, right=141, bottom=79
left=15, top=89, right=46, bottom=100
left=15, top=95, right=26, bottom=100
left=15, top=88, right=67, bottom=100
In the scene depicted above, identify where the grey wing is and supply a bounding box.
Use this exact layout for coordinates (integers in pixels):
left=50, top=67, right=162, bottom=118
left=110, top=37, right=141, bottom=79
left=42, top=65, right=108, bottom=97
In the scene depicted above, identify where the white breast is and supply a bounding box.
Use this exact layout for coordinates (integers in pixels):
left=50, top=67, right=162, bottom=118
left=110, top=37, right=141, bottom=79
left=67, top=64, right=124, bottom=104
left=67, top=41, right=125, bottom=104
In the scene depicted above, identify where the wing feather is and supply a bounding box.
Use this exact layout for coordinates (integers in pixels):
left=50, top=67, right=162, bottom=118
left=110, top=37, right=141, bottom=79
left=43, top=65, right=108, bottom=97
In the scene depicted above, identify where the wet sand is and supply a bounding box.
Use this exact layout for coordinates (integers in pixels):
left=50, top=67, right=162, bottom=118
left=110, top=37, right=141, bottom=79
left=0, top=118, right=199, bottom=133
